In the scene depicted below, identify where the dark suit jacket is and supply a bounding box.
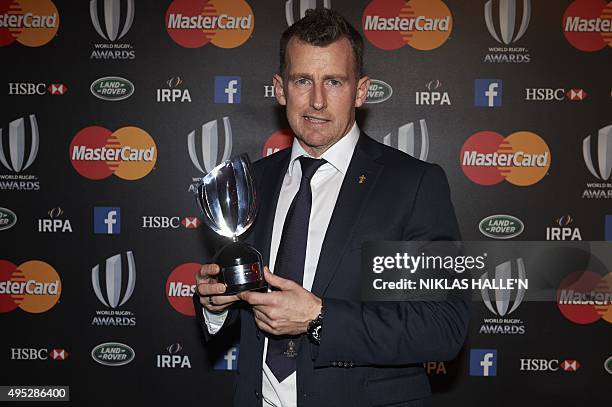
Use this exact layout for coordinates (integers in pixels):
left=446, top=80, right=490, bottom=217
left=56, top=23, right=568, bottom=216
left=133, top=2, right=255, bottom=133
left=194, top=133, right=469, bottom=407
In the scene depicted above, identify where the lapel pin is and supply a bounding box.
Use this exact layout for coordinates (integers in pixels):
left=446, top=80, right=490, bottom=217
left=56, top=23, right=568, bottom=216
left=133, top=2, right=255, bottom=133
left=358, top=174, right=366, bottom=184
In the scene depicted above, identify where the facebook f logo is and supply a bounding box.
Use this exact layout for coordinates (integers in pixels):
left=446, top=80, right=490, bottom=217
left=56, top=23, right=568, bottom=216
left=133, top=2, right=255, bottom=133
left=469, top=349, right=497, bottom=376
left=475, top=80, right=502, bottom=107
left=214, top=345, right=239, bottom=370
left=94, top=207, right=120, bottom=234
left=214, top=76, right=241, bottom=104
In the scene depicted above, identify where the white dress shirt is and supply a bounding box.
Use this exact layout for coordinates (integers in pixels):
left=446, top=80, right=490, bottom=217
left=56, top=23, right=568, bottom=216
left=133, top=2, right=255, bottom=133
left=203, top=122, right=360, bottom=407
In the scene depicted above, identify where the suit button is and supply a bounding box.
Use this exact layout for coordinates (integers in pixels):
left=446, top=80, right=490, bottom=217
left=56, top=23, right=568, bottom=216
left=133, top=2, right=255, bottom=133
left=343, top=362, right=349, bottom=367
left=349, top=362, right=354, bottom=367
left=332, top=361, right=337, bottom=367
left=254, top=390, right=261, bottom=399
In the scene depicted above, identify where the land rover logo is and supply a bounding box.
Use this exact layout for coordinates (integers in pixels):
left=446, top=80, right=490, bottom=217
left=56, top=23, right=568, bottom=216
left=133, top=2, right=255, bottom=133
left=366, top=79, right=393, bottom=104
left=90, top=77, right=134, bottom=101
left=479, top=214, right=524, bottom=239
left=91, top=342, right=135, bottom=366
left=0, top=207, right=17, bottom=231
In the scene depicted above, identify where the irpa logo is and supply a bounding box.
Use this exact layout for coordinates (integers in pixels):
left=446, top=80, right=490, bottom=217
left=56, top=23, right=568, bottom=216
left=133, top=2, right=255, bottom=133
left=484, top=0, right=531, bottom=44
left=91, top=251, right=136, bottom=309
left=187, top=117, right=232, bottom=174
left=479, top=258, right=526, bottom=316
left=165, top=0, right=254, bottom=49
left=90, top=0, right=134, bottom=41
left=563, top=0, right=612, bottom=52
left=382, top=120, right=429, bottom=161
left=0, top=0, right=59, bottom=47
left=285, top=0, right=331, bottom=26
left=0, top=114, right=39, bottom=173
left=583, top=124, right=612, bottom=181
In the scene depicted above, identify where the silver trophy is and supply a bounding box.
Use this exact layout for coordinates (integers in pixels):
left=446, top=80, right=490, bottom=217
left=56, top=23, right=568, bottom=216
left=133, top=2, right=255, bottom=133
left=196, top=154, right=267, bottom=295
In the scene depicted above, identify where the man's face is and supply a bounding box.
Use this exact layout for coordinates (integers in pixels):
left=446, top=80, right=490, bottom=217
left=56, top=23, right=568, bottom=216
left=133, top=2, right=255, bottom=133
left=274, top=37, right=369, bottom=157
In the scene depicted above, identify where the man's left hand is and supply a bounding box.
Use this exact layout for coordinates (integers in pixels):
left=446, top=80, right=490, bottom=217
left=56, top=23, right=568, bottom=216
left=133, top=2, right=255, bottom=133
left=237, top=267, right=321, bottom=336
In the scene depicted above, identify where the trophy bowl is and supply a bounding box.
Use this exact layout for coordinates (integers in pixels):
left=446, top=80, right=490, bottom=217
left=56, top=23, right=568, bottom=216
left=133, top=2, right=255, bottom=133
left=197, top=154, right=267, bottom=295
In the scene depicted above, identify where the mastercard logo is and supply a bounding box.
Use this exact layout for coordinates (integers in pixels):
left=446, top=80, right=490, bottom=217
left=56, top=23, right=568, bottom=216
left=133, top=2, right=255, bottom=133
left=460, top=131, right=551, bottom=186
left=557, top=271, right=612, bottom=324
left=165, top=0, right=254, bottom=49
left=0, top=259, right=61, bottom=314
left=563, top=0, right=612, bottom=52
left=0, top=0, right=59, bottom=47
left=362, top=0, right=452, bottom=51
left=166, top=263, right=200, bottom=316
left=70, top=126, right=157, bottom=181
left=262, top=128, right=294, bottom=157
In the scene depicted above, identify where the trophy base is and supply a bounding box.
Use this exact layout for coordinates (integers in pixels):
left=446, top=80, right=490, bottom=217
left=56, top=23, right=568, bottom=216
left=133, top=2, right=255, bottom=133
left=214, top=241, right=268, bottom=295
left=223, top=279, right=269, bottom=296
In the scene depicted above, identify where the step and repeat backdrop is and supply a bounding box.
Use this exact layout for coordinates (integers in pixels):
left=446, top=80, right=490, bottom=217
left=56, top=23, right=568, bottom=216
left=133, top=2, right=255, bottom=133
left=1, top=0, right=611, bottom=405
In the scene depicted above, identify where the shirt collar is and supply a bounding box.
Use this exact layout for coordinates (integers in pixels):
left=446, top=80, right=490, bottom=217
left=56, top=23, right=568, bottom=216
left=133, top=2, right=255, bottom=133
left=288, top=121, right=360, bottom=176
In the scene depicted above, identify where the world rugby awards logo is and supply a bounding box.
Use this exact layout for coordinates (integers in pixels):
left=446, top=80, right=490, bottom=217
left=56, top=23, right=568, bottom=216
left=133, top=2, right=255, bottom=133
left=187, top=117, right=232, bottom=193
left=90, top=0, right=136, bottom=59
left=383, top=120, right=429, bottom=161
left=483, top=0, right=532, bottom=63
left=479, top=258, right=527, bottom=335
left=91, top=251, right=136, bottom=326
left=285, top=0, right=331, bottom=26
left=0, top=114, right=40, bottom=191
left=582, top=124, right=612, bottom=199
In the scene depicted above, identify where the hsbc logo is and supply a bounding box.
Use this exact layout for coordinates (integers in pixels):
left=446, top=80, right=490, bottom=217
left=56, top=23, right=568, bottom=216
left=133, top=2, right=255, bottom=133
left=8, top=83, right=67, bottom=96
left=383, top=120, right=429, bottom=161
left=285, top=0, right=331, bottom=26
left=142, top=216, right=201, bottom=229
left=10, top=347, right=69, bottom=361
left=525, top=88, right=587, bottom=101
left=520, top=358, right=580, bottom=372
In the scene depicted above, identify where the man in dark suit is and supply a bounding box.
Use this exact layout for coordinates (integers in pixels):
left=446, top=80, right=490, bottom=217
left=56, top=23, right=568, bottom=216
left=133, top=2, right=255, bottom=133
left=194, top=8, right=469, bottom=407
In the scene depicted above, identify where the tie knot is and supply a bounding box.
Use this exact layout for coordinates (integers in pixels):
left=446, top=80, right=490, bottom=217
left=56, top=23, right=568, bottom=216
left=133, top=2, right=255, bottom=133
left=298, top=156, right=326, bottom=180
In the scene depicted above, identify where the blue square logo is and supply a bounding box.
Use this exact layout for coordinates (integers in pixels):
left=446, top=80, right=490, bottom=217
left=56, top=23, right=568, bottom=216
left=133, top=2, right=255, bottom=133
left=475, top=79, right=502, bottom=107
left=606, top=215, right=612, bottom=241
left=94, top=207, right=120, bottom=234
left=214, top=345, right=239, bottom=370
left=469, top=349, right=497, bottom=376
left=214, top=76, right=241, bottom=104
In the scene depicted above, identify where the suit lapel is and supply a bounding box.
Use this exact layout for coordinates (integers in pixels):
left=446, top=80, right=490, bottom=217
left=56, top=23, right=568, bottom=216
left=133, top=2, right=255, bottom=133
left=254, top=150, right=290, bottom=266
left=311, top=134, right=383, bottom=297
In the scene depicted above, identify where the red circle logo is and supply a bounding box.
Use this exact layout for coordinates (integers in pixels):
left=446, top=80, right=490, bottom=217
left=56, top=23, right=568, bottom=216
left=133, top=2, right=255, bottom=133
left=262, top=128, right=294, bottom=157
left=460, top=131, right=551, bottom=186
left=0, top=0, right=59, bottom=47
left=557, top=271, right=612, bottom=324
left=69, top=126, right=157, bottom=181
left=563, top=0, right=612, bottom=52
left=362, top=0, right=452, bottom=51
left=166, top=263, right=201, bottom=316
left=165, top=0, right=254, bottom=49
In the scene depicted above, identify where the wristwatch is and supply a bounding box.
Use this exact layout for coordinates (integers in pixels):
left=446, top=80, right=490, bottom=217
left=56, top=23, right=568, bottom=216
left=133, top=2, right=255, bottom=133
left=307, top=303, right=323, bottom=345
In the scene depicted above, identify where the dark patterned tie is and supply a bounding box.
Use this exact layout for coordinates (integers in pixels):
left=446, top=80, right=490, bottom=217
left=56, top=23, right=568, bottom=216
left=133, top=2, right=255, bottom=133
left=265, top=156, right=327, bottom=383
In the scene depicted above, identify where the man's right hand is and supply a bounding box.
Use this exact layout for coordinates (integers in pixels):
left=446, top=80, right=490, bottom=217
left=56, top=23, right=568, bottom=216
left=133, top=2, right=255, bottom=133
left=195, top=263, right=240, bottom=312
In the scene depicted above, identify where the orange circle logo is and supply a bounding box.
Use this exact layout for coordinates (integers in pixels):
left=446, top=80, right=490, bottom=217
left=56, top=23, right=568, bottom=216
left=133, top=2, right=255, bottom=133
left=165, top=0, right=254, bottom=49
left=563, top=0, right=612, bottom=52
left=0, top=259, right=61, bottom=313
left=69, top=126, right=157, bottom=181
left=0, top=0, right=59, bottom=47
left=362, top=0, right=452, bottom=51
left=460, top=131, right=551, bottom=186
